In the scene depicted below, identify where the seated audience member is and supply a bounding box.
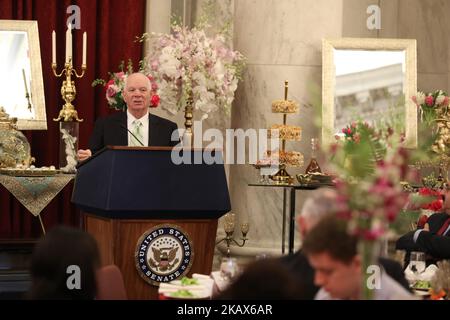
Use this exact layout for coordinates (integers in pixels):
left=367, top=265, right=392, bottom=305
left=302, top=217, right=413, bottom=300
left=396, top=190, right=450, bottom=261
left=280, top=188, right=409, bottom=299
left=28, top=226, right=100, bottom=300
left=215, top=258, right=309, bottom=300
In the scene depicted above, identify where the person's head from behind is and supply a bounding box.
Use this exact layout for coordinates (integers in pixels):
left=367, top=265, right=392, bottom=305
left=216, top=258, right=308, bottom=300
left=302, top=216, right=361, bottom=300
left=29, top=226, right=100, bottom=300
left=123, top=72, right=151, bottom=118
left=297, top=188, right=338, bottom=238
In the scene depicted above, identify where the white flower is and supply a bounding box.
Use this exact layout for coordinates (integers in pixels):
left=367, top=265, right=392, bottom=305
left=145, top=25, right=244, bottom=118
left=416, top=91, right=425, bottom=105
left=436, top=94, right=445, bottom=105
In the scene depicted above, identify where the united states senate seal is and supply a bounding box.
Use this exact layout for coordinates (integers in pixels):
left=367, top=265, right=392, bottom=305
left=135, top=224, right=194, bottom=286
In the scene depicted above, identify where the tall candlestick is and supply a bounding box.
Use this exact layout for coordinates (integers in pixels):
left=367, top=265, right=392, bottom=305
left=82, top=32, right=87, bottom=66
left=65, top=23, right=72, bottom=64
left=52, top=30, right=56, bottom=65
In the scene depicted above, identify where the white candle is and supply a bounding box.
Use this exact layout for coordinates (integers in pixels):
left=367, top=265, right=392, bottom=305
left=82, top=32, right=87, bottom=66
left=52, top=30, right=56, bottom=65
left=65, top=23, right=72, bottom=64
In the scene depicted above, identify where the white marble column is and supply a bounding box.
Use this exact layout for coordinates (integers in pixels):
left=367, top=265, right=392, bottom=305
left=228, top=0, right=344, bottom=256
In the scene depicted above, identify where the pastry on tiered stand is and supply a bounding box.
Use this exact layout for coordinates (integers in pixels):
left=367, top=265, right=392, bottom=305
left=271, top=99, right=299, bottom=114
left=268, top=124, right=302, bottom=141
left=266, top=150, right=304, bottom=168
left=268, top=81, right=303, bottom=183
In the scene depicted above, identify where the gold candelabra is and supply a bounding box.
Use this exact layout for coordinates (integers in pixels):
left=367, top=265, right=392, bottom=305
left=216, top=213, right=249, bottom=257
left=52, top=58, right=84, bottom=122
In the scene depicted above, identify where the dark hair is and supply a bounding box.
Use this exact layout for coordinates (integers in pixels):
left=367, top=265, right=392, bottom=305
left=28, top=226, right=100, bottom=300
left=216, top=258, right=308, bottom=300
left=302, top=216, right=357, bottom=264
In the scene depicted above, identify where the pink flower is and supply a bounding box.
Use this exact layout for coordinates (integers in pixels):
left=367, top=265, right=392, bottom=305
left=106, top=79, right=114, bottom=87
left=443, top=96, right=450, bottom=106
left=115, top=72, right=125, bottom=80
left=412, top=95, right=417, bottom=104
left=151, top=60, right=159, bottom=71
left=106, top=84, right=118, bottom=98
left=150, top=95, right=160, bottom=108
left=425, top=95, right=434, bottom=106
left=151, top=82, right=158, bottom=91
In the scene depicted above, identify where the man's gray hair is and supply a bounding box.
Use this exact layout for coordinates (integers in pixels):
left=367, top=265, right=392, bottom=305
left=300, top=188, right=338, bottom=225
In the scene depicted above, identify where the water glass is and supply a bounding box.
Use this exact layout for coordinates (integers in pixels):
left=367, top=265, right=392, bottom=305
left=409, top=251, right=426, bottom=274
left=220, top=257, right=238, bottom=281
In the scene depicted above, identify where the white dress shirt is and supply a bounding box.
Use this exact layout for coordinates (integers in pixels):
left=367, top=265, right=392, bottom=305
left=126, top=110, right=149, bottom=147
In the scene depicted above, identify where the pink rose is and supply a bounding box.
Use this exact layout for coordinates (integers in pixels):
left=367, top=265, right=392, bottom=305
left=151, top=82, right=158, bottom=91
left=425, top=95, right=434, bottom=106
left=443, top=96, right=450, bottom=106
left=106, top=84, right=118, bottom=98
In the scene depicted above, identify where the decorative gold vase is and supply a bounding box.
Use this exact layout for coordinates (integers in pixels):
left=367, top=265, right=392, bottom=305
left=0, top=107, right=33, bottom=168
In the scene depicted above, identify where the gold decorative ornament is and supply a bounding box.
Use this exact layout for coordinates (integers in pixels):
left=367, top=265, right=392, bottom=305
left=0, top=107, right=34, bottom=168
left=52, top=57, right=84, bottom=122
left=270, top=81, right=303, bottom=183
left=216, top=213, right=249, bottom=257
left=184, top=91, right=194, bottom=146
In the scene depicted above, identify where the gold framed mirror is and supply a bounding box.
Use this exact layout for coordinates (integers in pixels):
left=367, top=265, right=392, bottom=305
left=0, top=20, right=46, bottom=130
left=322, top=38, right=417, bottom=148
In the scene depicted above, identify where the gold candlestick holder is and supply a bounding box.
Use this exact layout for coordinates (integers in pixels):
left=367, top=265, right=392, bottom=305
left=52, top=58, right=85, bottom=173
left=216, top=213, right=249, bottom=257
left=52, top=58, right=85, bottom=122
left=183, top=91, right=194, bottom=147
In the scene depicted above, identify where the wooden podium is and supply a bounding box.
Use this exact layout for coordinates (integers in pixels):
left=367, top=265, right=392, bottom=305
left=72, top=147, right=230, bottom=299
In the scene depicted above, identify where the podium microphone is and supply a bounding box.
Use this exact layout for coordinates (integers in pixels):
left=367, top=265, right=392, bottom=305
left=119, top=124, right=144, bottom=146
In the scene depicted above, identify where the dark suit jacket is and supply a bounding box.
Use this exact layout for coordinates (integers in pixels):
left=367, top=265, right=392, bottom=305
left=89, top=112, right=179, bottom=154
left=279, top=250, right=410, bottom=299
left=396, top=212, right=450, bottom=260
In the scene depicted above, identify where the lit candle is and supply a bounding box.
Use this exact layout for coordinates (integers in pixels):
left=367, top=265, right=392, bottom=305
left=65, top=23, right=72, bottom=64
left=22, top=68, right=29, bottom=94
left=82, top=32, right=87, bottom=66
left=52, top=30, right=56, bottom=65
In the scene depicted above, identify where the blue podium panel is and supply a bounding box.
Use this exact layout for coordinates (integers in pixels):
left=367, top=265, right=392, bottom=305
left=72, top=147, right=231, bottom=219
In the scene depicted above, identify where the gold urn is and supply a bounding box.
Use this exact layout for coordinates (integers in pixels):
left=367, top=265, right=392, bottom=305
left=0, top=107, right=33, bottom=168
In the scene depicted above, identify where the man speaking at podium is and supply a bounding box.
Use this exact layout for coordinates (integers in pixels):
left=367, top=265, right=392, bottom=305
left=77, top=73, right=179, bottom=162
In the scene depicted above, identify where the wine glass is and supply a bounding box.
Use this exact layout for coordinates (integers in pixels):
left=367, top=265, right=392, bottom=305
left=409, top=251, right=426, bottom=274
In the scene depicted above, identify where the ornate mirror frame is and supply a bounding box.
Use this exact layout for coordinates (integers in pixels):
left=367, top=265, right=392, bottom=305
left=322, top=38, right=417, bottom=148
left=0, top=20, right=47, bottom=130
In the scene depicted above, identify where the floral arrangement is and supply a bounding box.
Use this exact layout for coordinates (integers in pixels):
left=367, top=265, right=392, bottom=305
left=92, top=60, right=160, bottom=112
left=333, top=121, right=391, bottom=178
left=333, top=146, right=412, bottom=241
left=143, top=22, right=245, bottom=120
left=412, top=90, right=450, bottom=125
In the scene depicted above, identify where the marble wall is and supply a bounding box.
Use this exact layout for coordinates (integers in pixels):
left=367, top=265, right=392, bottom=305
left=228, top=0, right=450, bottom=257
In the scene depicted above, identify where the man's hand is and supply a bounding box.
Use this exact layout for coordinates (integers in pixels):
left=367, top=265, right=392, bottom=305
left=77, top=149, right=92, bottom=162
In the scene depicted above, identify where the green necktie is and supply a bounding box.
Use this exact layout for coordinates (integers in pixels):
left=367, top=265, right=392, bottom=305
left=130, top=120, right=143, bottom=146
